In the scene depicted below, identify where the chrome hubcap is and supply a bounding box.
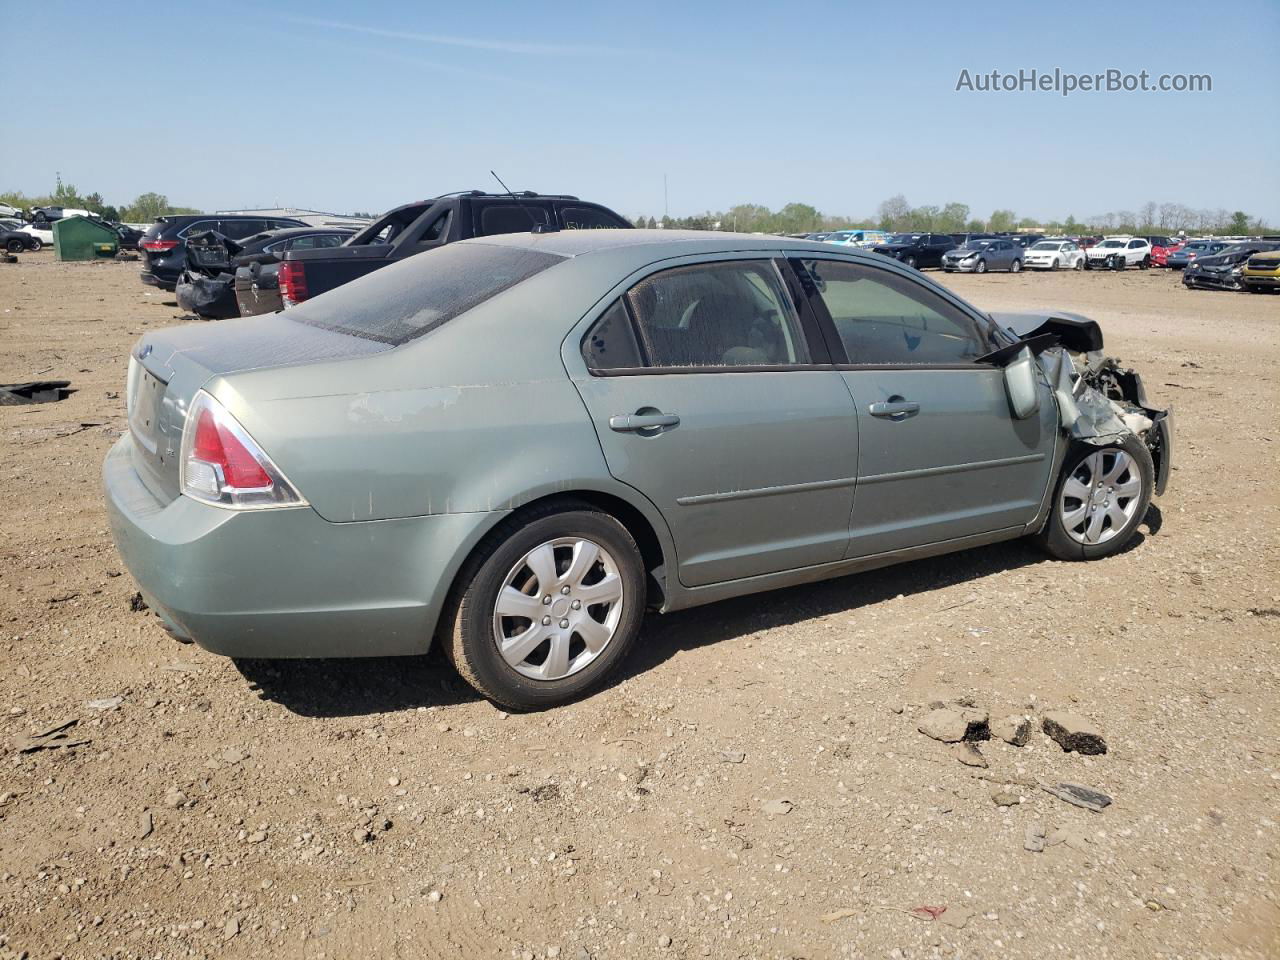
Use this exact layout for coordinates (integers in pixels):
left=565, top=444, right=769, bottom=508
left=1059, top=449, right=1143, bottom=545
left=492, top=537, right=624, bottom=681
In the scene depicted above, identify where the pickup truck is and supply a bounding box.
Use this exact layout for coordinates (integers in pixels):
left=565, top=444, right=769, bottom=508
left=260, top=190, right=631, bottom=314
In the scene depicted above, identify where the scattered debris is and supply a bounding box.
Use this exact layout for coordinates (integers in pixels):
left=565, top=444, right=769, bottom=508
left=820, top=907, right=859, bottom=923
left=15, top=718, right=90, bottom=754
left=85, top=696, right=124, bottom=711
left=907, top=905, right=973, bottom=929
left=991, top=714, right=1032, bottom=746
left=1046, top=825, right=1090, bottom=851
left=220, top=747, right=248, bottom=765
left=950, top=742, right=988, bottom=768
left=918, top=707, right=989, bottom=743
left=761, top=799, right=793, bottom=816
left=0, top=380, right=75, bottom=405
left=1042, top=711, right=1108, bottom=754
left=128, top=592, right=148, bottom=613
left=47, top=592, right=82, bottom=605
left=223, top=917, right=240, bottom=940
left=1024, top=823, right=1047, bottom=852
left=718, top=750, right=746, bottom=764
left=1042, top=782, right=1112, bottom=812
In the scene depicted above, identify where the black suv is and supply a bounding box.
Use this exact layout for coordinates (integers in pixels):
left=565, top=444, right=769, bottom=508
left=138, top=214, right=307, bottom=290
left=264, top=191, right=631, bottom=313
left=871, top=233, right=956, bottom=269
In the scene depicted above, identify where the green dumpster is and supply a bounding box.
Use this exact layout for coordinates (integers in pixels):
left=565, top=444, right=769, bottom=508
left=53, top=215, right=120, bottom=261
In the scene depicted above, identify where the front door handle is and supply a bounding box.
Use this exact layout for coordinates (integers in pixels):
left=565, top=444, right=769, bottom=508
left=609, top=412, right=680, bottom=432
left=868, top=399, right=920, bottom=420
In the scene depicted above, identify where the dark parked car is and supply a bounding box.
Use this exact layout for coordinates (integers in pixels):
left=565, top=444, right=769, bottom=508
left=113, top=224, right=144, bottom=251
left=1, top=226, right=41, bottom=253
left=139, top=214, right=307, bottom=291
left=941, top=238, right=1024, bottom=273
left=1182, top=241, right=1280, bottom=291
left=870, top=233, right=955, bottom=269
left=260, top=191, right=632, bottom=315
left=176, top=227, right=355, bottom=320
left=1011, top=234, right=1045, bottom=249
left=1165, top=240, right=1229, bottom=270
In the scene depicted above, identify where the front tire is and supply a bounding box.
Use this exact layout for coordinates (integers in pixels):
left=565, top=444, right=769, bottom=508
left=903, top=255, right=917, bottom=269
left=1035, top=435, right=1153, bottom=561
left=1074, top=256, right=1084, bottom=270
left=1050, top=257, right=1060, bottom=271
left=1010, top=258, right=1022, bottom=273
left=975, top=258, right=987, bottom=274
left=28, top=238, right=42, bottom=252
left=5, top=239, right=23, bottom=253
left=444, top=502, right=647, bottom=711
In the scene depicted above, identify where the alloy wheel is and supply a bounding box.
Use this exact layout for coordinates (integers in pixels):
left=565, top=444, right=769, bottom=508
left=491, top=537, right=624, bottom=681
left=1058, top=449, right=1143, bottom=545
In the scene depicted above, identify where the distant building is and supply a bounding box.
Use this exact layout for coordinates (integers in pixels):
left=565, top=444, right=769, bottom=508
left=215, top=207, right=373, bottom=229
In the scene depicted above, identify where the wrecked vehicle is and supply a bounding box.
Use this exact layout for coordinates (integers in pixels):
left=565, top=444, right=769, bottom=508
left=104, top=231, right=1171, bottom=711
left=1182, top=240, right=1280, bottom=291
left=175, top=227, right=355, bottom=320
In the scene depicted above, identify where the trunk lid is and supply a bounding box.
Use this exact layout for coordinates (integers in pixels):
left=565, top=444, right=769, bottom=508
left=126, top=313, right=391, bottom=504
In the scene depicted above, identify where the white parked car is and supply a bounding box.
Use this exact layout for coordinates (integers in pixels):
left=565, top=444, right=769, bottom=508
left=1024, top=239, right=1085, bottom=271
left=1085, top=236, right=1152, bottom=269
left=19, top=223, right=54, bottom=249
left=0, top=202, right=23, bottom=219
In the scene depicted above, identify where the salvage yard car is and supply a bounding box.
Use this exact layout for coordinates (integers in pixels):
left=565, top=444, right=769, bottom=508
left=103, top=230, right=1172, bottom=711
left=1, top=224, right=42, bottom=252
left=138, top=214, right=308, bottom=291
left=1242, top=250, right=1280, bottom=292
left=941, top=237, right=1023, bottom=273
left=1085, top=236, right=1152, bottom=269
left=1023, top=239, right=1085, bottom=271
left=1182, top=241, right=1280, bottom=291
left=870, top=232, right=955, bottom=269
left=1165, top=239, right=1227, bottom=270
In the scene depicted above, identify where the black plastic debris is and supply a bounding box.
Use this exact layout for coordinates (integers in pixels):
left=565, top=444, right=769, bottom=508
left=0, top=380, right=76, bottom=405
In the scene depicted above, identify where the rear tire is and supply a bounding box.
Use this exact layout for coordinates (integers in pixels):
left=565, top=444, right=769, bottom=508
left=904, top=255, right=917, bottom=269
left=1035, top=435, right=1153, bottom=561
left=28, top=238, right=42, bottom=252
left=444, top=502, right=647, bottom=711
left=5, top=239, right=22, bottom=253
left=1074, top=256, right=1084, bottom=270
left=1010, top=258, right=1022, bottom=273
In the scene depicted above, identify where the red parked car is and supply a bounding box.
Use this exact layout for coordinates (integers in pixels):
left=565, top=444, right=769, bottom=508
left=1142, top=235, right=1183, bottom=267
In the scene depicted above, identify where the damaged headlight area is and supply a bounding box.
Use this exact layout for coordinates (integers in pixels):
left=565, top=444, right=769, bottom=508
left=1039, top=347, right=1172, bottom=496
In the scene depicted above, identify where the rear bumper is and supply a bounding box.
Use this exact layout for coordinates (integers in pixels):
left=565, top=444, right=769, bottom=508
left=103, top=434, right=499, bottom=658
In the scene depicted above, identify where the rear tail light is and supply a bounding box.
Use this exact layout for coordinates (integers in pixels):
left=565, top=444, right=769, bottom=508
left=141, top=239, right=179, bottom=253
left=278, top=261, right=309, bottom=307
left=179, top=391, right=306, bottom=509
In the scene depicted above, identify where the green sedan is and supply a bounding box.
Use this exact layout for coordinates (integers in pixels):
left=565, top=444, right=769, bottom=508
left=104, top=230, right=1172, bottom=710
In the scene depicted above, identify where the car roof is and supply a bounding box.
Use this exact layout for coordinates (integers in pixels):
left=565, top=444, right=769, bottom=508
left=455, top=228, right=856, bottom=260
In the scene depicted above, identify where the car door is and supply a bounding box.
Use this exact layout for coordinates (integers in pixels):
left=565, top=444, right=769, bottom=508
left=569, top=255, right=860, bottom=587
left=791, top=256, right=1058, bottom=556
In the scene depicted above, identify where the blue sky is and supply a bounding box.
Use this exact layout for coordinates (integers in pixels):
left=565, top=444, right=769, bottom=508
left=4, top=0, right=1277, bottom=223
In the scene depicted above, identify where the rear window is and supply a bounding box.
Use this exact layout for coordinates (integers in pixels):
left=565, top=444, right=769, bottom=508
left=477, top=203, right=550, bottom=236
left=291, top=243, right=565, bottom=346
left=560, top=205, right=629, bottom=230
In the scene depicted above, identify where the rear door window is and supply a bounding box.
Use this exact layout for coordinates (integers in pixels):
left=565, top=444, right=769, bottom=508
left=559, top=205, right=629, bottom=229
left=291, top=243, right=565, bottom=345
left=797, top=259, right=994, bottom=365
left=581, top=300, right=644, bottom=370
left=622, top=260, right=810, bottom=369
left=222, top=219, right=268, bottom=239
left=476, top=203, right=550, bottom=236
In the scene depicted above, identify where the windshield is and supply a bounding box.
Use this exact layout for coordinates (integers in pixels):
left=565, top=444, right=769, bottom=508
left=1184, top=242, right=1208, bottom=252
left=963, top=240, right=994, bottom=250
left=886, top=234, right=921, bottom=244
left=292, top=243, right=565, bottom=345
left=1030, top=241, right=1060, bottom=251
left=1098, top=240, right=1124, bottom=248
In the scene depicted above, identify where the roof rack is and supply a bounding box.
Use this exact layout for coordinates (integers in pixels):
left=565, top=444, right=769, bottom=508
left=430, top=190, right=581, bottom=201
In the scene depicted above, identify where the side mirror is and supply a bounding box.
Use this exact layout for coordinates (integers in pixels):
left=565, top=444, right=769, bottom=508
left=1004, top=346, right=1041, bottom=420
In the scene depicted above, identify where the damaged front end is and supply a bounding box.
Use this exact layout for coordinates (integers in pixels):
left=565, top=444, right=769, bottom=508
left=996, top=312, right=1172, bottom=496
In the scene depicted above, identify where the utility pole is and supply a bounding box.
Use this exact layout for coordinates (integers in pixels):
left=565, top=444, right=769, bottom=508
left=663, top=174, right=668, bottom=220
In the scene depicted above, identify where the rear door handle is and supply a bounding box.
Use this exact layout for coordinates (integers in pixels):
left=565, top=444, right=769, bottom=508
left=609, top=413, right=680, bottom=432
left=868, top=400, right=920, bottom=419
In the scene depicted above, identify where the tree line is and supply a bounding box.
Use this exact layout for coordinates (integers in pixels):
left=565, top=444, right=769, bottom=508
left=1, top=176, right=202, bottom=224
left=637, top=195, right=1274, bottom=237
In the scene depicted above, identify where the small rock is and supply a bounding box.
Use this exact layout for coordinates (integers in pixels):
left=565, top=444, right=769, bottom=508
left=658, top=934, right=672, bottom=948
left=426, top=890, right=442, bottom=903
left=224, top=918, right=239, bottom=940
left=353, top=828, right=373, bottom=843
left=718, top=750, right=746, bottom=764
left=137, top=811, right=154, bottom=840
left=991, top=714, right=1032, bottom=746
left=1042, top=711, right=1107, bottom=755
left=221, top=747, right=248, bottom=765
left=938, top=906, right=973, bottom=930
left=991, top=787, right=1020, bottom=807
left=919, top=707, right=988, bottom=743
left=1046, top=825, right=1090, bottom=850
left=163, top=790, right=187, bottom=809
left=1024, top=823, right=1047, bottom=853
left=950, top=742, right=987, bottom=768
left=245, top=830, right=267, bottom=843
left=86, top=696, right=124, bottom=711
left=761, top=799, right=793, bottom=816
left=1042, top=782, right=1112, bottom=812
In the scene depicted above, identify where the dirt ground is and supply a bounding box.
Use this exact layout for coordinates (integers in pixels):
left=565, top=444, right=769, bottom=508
left=1, top=249, right=1277, bottom=960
